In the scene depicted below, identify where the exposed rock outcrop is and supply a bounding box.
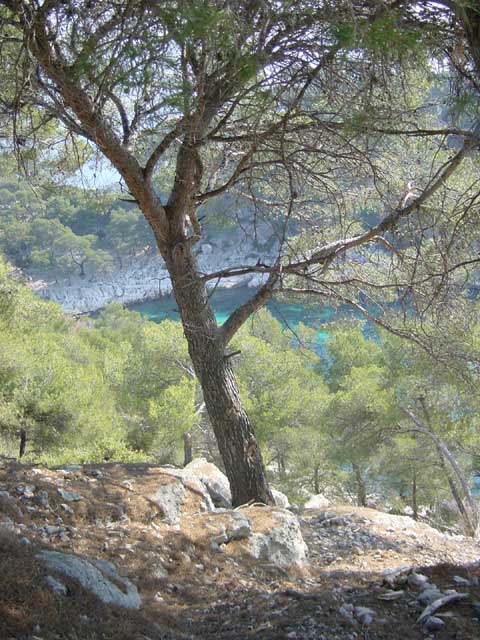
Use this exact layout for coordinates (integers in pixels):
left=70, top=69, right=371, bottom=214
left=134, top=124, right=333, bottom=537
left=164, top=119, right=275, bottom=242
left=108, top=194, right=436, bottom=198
left=271, top=488, right=290, bottom=509
left=37, top=550, right=141, bottom=609
left=148, top=468, right=214, bottom=523
left=182, top=457, right=232, bottom=508
left=230, top=505, right=309, bottom=568
left=304, top=493, right=331, bottom=509
left=34, top=225, right=277, bottom=314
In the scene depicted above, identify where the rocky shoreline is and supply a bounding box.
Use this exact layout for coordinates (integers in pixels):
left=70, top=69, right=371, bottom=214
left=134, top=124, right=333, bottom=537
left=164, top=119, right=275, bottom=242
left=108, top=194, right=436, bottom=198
left=33, top=230, right=277, bottom=314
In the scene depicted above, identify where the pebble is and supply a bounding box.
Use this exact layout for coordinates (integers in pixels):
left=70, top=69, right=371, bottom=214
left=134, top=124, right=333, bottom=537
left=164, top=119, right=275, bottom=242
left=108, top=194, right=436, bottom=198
left=355, top=606, right=376, bottom=625
left=16, top=484, right=36, bottom=498
left=423, top=616, right=445, bottom=632
left=44, top=575, right=68, bottom=596
left=37, top=491, right=49, bottom=507
left=60, top=503, right=74, bottom=514
left=57, top=488, right=82, bottom=502
left=407, top=572, right=429, bottom=588
left=417, top=588, right=443, bottom=606
left=87, top=469, right=104, bottom=478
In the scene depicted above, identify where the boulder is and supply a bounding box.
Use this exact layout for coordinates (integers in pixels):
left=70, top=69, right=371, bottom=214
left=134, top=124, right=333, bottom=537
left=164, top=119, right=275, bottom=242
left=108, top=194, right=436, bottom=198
left=182, top=458, right=232, bottom=508
left=271, top=488, right=290, bottom=509
left=231, top=506, right=309, bottom=568
left=304, top=494, right=331, bottom=509
left=37, top=551, right=141, bottom=609
left=149, top=478, right=186, bottom=524
left=148, top=471, right=214, bottom=523
left=180, top=509, right=252, bottom=551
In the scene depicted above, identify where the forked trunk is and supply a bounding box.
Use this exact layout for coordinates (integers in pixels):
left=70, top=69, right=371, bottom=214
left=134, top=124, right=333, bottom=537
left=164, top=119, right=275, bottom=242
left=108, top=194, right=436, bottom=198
left=164, top=243, right=273, bottom=506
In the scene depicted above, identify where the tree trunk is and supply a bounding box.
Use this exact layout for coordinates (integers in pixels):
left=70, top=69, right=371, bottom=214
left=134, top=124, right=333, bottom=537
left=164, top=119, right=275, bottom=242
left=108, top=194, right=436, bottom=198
left=18, top=428, right=26, bottom=459
left=352, top=462, right=367, bottom=507
left=403, top=408, right=480, bottom=538
left=165, top=245, right=273, bottom=506
left=412, top=470, right=418, bottom=521
left=183, top=431, right=193, bottom=467
left=313, top=464, right=320, bottom=494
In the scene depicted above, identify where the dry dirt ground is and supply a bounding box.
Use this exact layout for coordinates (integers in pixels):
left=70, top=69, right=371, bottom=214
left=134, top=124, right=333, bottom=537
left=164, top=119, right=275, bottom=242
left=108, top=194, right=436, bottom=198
left=0, top=461, right=479, bottom=640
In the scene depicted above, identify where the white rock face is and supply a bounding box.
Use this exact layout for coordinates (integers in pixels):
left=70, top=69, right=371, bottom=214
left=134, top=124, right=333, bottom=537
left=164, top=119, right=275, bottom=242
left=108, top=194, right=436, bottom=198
left=237, top=507, right=309, bottom=568
left=304, top=494, right=331, bottom=509
left=271, top=488, right=290, bottom=509
left=148, top=471, right=214, bottom=523
left=150, top=480, right=187, bottom=524
left=182, top=458, right=232, bottom=508
left=37, top=551, right=141, bottom=609
left=34, top=230, right=278, bottom=314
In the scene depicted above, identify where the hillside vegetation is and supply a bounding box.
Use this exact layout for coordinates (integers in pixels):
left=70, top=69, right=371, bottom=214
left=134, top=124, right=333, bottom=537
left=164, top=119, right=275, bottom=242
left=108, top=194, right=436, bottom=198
left=0, top=259, right=478, bottom=536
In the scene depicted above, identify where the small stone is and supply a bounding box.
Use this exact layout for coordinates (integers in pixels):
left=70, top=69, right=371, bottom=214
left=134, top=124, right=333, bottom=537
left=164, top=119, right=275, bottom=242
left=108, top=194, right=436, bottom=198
left=355, top=606, right=376, bottom=625
left=339, top=603, right=355, bottom=622
left=17, top=484, right=36, bottom=498
left=87, top=469, right=104, bottom=478
left=45, top=575, right=68, bottom=596
left=37, top=491, right=49, bottom=507
left=417, top=588, right=443, bottom=606
left=43, top=525, right=64, bottom=536
left=60, top=503, right=74, bottom=515
left=0, top=490, right=10, bottom=498
left=151, top=564, right=169, bottom=579
left=19, top=537, right=31, bottom=546
left=57, top=488, right=82, bottom=502
left=453, top=575, right=470, bottom=586
left=377, top=590, right=404, bottom=601
left=407, top=572, right=429, bottom=588
left=0, top=517, right=15, bottom=530
left=423, top=616, right=445, bottom=632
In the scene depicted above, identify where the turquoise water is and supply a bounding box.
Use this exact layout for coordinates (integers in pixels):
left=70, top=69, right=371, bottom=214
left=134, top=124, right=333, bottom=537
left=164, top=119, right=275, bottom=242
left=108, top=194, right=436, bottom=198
left=129, top=285, right=335, bottom=344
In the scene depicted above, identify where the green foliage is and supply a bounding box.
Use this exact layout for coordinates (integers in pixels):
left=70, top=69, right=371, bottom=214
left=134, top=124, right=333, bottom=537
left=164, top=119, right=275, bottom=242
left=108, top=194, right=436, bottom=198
left=0, top=261, right=196, bottom=465
left=0, top=154, right=153, bottom=277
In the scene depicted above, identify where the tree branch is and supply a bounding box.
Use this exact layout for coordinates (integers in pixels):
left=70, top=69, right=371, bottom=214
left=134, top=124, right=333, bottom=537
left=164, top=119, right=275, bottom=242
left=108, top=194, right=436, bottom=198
left=143, top=117, right=186, bottom=181
left=218, top=271, right=280, bottom=346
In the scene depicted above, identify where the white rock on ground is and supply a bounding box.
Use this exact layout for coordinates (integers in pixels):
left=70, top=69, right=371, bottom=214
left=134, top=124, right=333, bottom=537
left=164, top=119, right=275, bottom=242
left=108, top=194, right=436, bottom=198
left=271, top=488, right=290, bottom=509
left=37, top=551, right=141, bottom=609
left=148, top=470, right=214, bottom=523
left=149, top=479, right=186, bottom=524
left=182, top=458, right=232, bottom=508
left=304, top=494, right=331, bottom=509
left=233, top=506, right=309, bottom=567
